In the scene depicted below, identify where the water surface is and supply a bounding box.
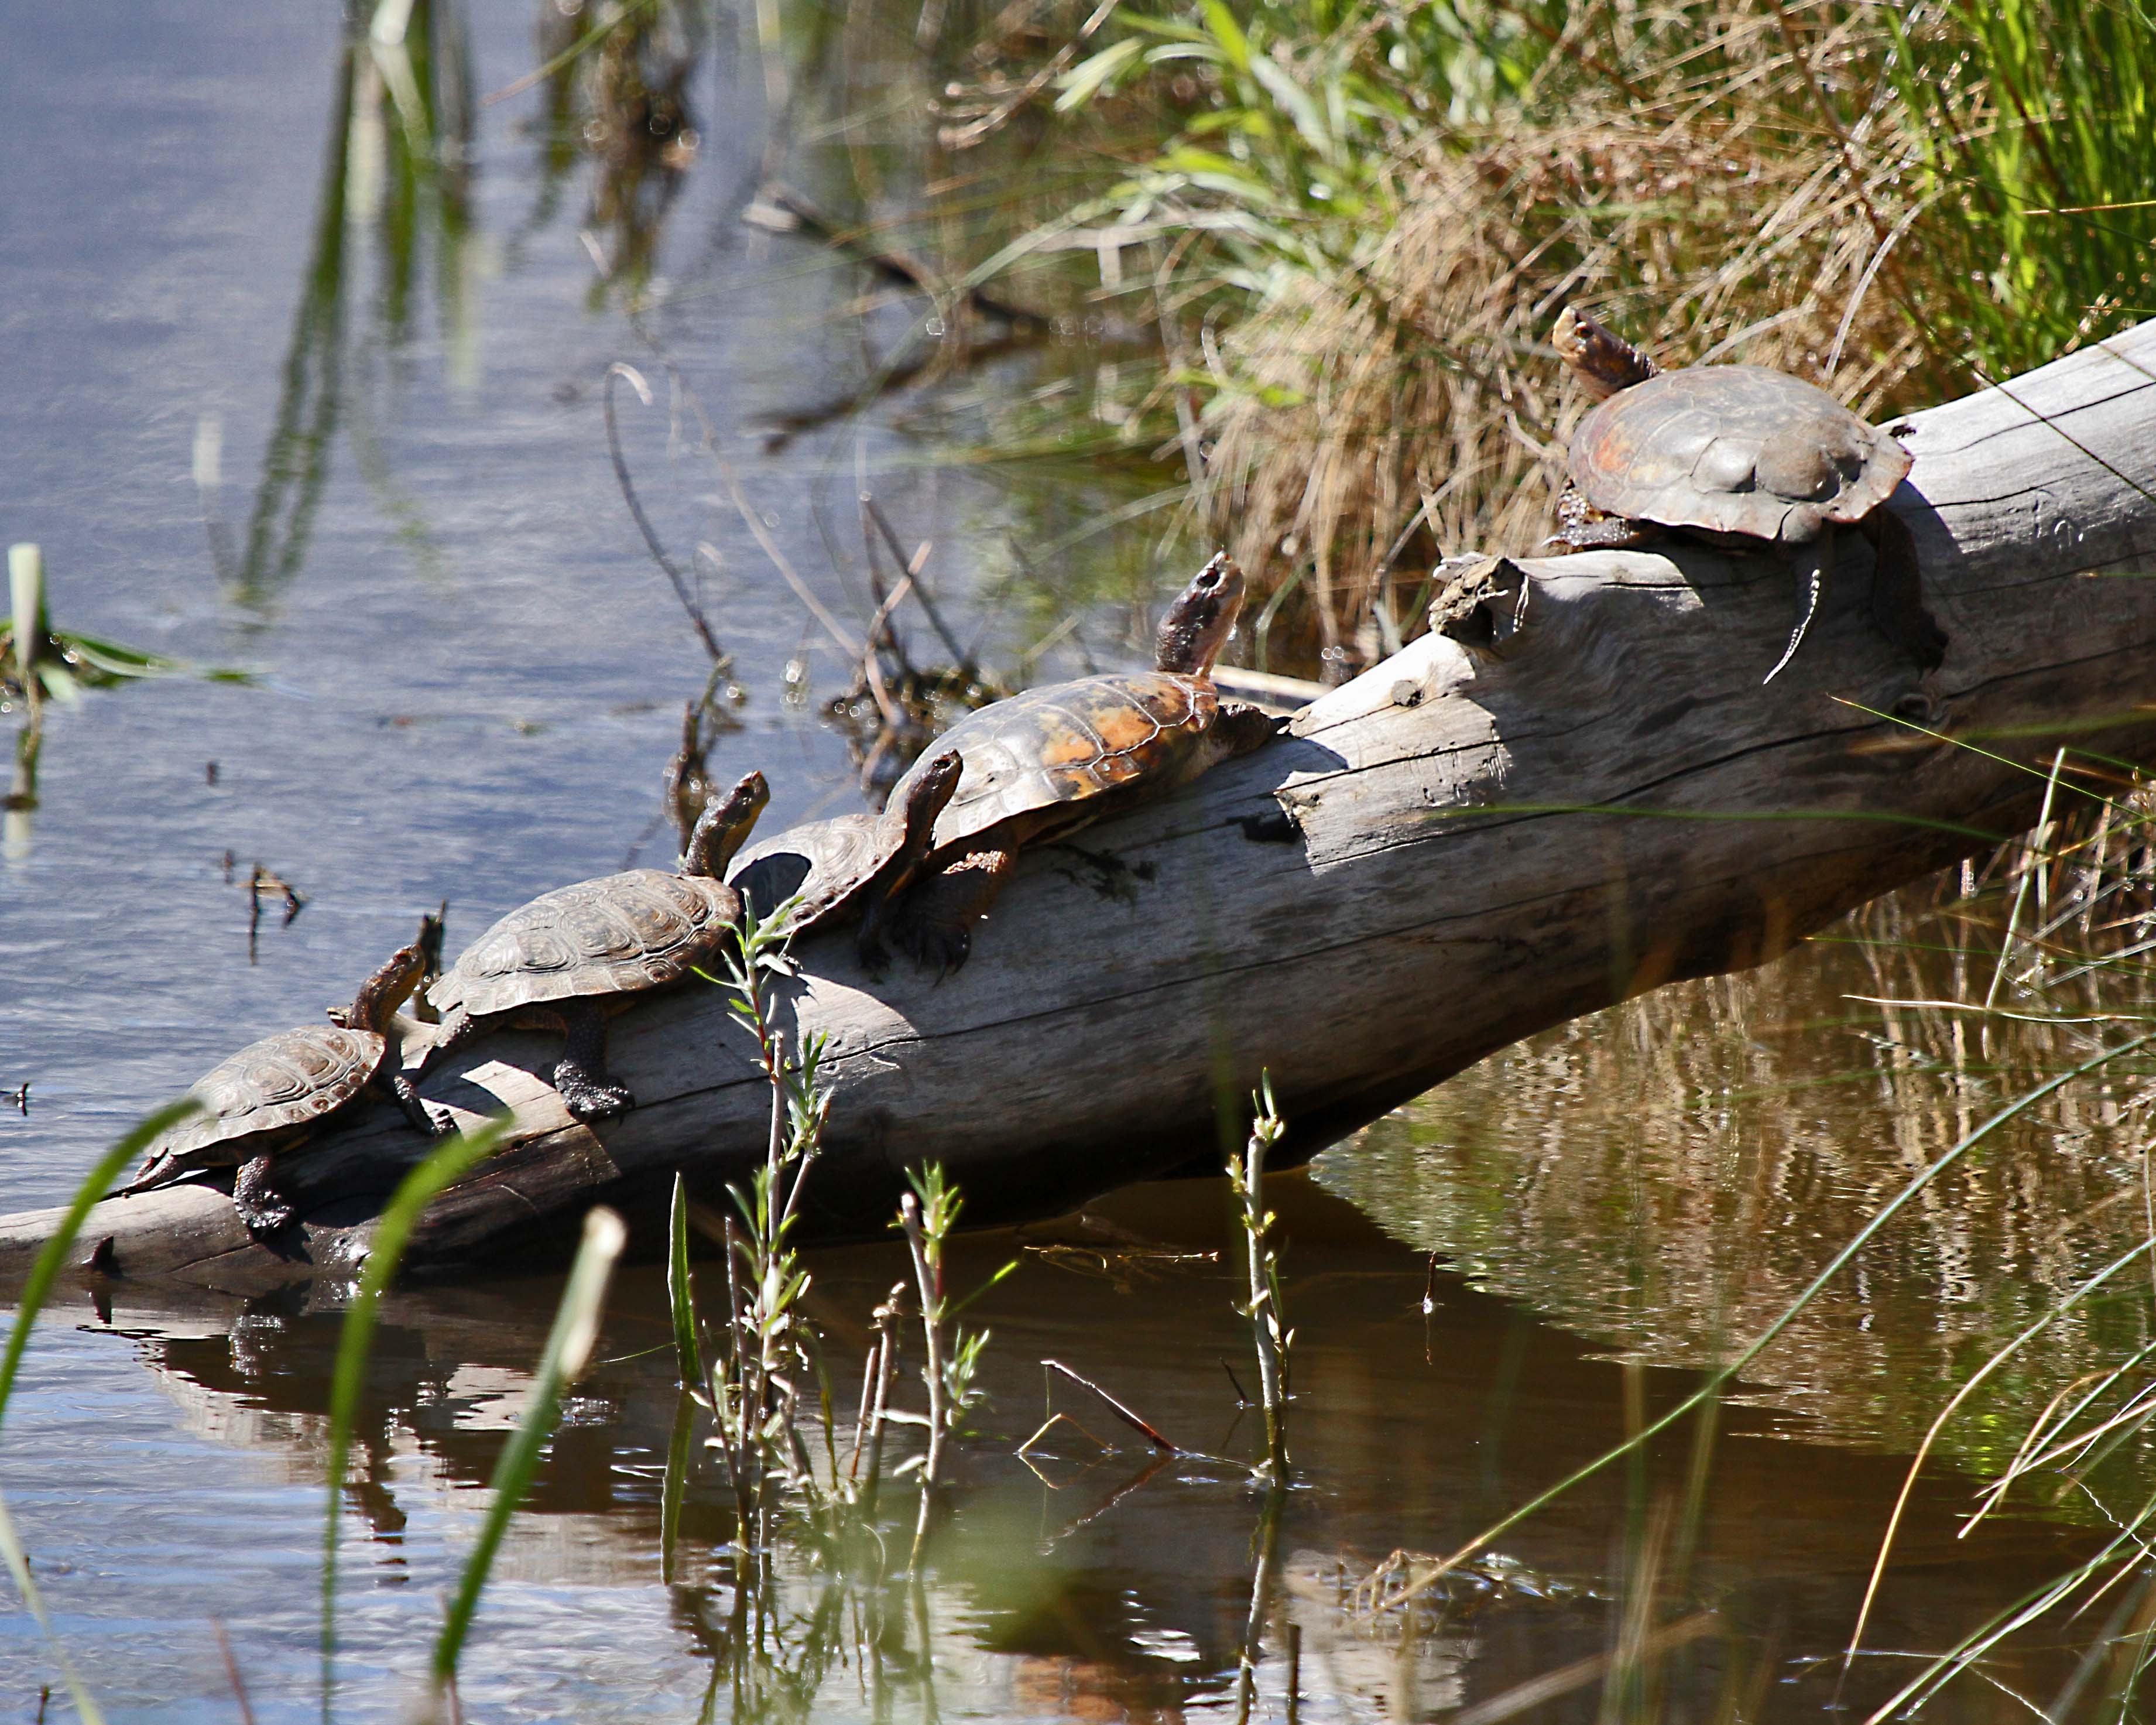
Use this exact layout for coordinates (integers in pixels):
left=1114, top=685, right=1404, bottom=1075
left=2, top=5, right=2150, bottom=1721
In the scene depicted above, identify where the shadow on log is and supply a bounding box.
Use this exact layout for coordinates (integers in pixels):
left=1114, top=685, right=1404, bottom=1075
left=12, top=324, right=2156, bottom=1293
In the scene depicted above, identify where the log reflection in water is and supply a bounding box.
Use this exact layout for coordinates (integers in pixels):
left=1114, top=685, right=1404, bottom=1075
left=19, top=1174, right=2111, bottom=1722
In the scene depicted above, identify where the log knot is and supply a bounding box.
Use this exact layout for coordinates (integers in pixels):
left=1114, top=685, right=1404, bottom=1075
left=1429, top=556, right=1532, bottom=662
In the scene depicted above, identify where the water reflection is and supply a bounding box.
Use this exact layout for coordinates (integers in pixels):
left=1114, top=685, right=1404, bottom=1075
left=528, top=0, right=707, bottom=305
left=20, top=1178, right=2106, bottom=1722
left=200, top=4, right=478, bottom=606
left=1325, top=882, right=2156, bottom=1497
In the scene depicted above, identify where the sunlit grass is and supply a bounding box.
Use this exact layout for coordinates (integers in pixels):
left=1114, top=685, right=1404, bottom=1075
left=907, top=0, right=2156, bottom=669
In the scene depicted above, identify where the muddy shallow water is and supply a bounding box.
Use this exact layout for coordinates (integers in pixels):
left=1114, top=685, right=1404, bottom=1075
left=4, top=5, right=2154, bottom=1721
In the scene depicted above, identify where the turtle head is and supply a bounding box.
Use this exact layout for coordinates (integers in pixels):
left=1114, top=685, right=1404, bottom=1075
left=338, top=940, right=431, bottom=1032
left=1154, top=553, right=1246, bottom=676
left=899, top=749, right=964, bottom=842
left=1552, top=306, right=1657, bottom=401
left=684, top=770, right=771, bottom=877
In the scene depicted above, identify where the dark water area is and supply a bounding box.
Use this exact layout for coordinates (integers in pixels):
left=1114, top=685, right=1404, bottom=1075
left=5, top=4, right=2155, bottom=1721
left=2, top=1182, right=2114, bottom=1724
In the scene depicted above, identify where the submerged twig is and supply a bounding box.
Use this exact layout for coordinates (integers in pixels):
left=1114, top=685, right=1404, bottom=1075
left=1039, top=1358, right=1182, bottom=1454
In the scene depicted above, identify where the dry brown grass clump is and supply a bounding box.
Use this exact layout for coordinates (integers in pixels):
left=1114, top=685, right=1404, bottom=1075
left=1196, top=30, right=1935, bottom=669
left=921, top=0, right=2156, bottom=676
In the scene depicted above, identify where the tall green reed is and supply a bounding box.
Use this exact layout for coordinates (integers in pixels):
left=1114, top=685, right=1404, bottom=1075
left=1885, top=0, right=2156, bottom=379
left=320, top=1115, right=512, bottom=1705
left=424, top=1206, right=626, bottom=1717
left=0, top=1102, right=200, bottom=1725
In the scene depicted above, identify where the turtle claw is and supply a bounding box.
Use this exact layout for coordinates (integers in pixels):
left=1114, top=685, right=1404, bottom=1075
left=896, top=914, right=972, bottom=978
left=231, top=1154, right=297, bottom=1235
left=550, top=1001, right=630, bottom=1121
left=556, top=1066, right=634, bottom=1122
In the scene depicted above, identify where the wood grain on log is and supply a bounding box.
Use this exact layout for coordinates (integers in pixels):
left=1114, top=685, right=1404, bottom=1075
left=11, top=323, right=2156, bottom=1293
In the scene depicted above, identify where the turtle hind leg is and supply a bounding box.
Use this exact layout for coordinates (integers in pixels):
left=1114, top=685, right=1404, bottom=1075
left=231, top=1154, right=298, bottom=1234
left=891, top=850, right=1017, bottom=978
left=1859, top=508, right=1948, bottom=671
left=1765, top=529, right=1833, bottom=684
left=550, top=999, right=633, bottom=1122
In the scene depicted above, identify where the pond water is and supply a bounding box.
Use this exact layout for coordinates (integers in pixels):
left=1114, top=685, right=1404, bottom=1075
left=4, top=5, right=2154, bottom=1722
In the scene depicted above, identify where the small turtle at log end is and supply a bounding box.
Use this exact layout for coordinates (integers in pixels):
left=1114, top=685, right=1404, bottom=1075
left=726, top=749, right=965, bottom=976
left=1545, top=305, right=1948, bottom=682
left=115, top=941, right=445, bottom=1234
left=882, top=552, right=1281, bottom=974
left=426, top=771, right=769, bottom=1123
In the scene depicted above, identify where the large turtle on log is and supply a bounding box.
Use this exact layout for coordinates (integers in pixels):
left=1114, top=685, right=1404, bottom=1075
left=115, top=941, right=444, bottom=1233
left=426, top=771, right=769, bottom=1121
left=726, top=749, right=965, bottom=972
left=880, top=553, right=1280, bottom=972
left=1546, top=305, right=1948, bottom=682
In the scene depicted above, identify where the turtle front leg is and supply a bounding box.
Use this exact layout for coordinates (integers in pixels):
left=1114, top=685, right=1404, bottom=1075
left=419, top=1007, right=480, bottom=1076
left=1543, top=486, right=1661, bottom=555
left=375, top=1066, right=456, bottom=1139
left=1859, top=507, right=1948, bottom=672
left=549, top=999, right=635, bottom=1122
left=231, top=1154, right=298, bottom=1234
left=890, top=850, right=1017, bottom=977
left=1766, top=527, right=1833, bottom=684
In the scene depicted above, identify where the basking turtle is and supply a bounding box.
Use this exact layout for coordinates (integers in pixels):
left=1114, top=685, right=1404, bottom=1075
left=115, top=940, right=444, bottom=1233
left=726, top=749, right=965, bottom=971
left=427, top=771, right=769, bottom=1121
left=882, top=553, right=1279, bottom=971
left=1546, top=305, right=1947, bottom=682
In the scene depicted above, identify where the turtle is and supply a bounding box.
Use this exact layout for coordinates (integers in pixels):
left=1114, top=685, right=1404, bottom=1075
left=1545, top=304, right=1948, bottom=683
left=114, top=939, right=445, bottom=1233
left=725, top=748, right=966, bottom=973
left=878, top=552, right=1280, bottom=973
left=425, top=770, right=770, bottom=1122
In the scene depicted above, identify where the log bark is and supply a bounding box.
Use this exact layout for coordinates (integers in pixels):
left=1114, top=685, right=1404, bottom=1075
left=12, top=322, right=2156, bottom=1293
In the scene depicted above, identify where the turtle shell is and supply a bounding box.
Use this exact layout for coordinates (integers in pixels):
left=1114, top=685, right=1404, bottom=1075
left=1568, top=365, right=1911, bottom=545
left=142, top=1025, right=389, bottom=1171
left=729, top=812, right=886, bottom=934
left=431, top=871, right=742, bottom=1019
left=896, top=670, right=1219, bottom=854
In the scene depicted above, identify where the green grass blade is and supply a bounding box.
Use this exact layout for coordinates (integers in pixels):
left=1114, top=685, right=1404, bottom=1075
left=0, top=1098, right=200, bottom=1437
left=667, top=1172, right=704, bottom=1389
left=0, top=1101, right=198, bottom=1725
left=321, top=1116, right=513, bottom=1705
left=0, top=1485, right=104, bottom=1725
left=660, top=1389, right=695, bottom=1586
left=429, top=1204, right=626, bottom=1695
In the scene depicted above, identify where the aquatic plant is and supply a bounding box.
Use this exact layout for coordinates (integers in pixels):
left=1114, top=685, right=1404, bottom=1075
left=660, top=898, right=1014, bottom=1576
left=898, top=1160, right=1005, bottom=1565
left=2, top=543, right=192, bottom=711
left=1227, top=1072, right=1291, bottom=1479
left=674, top=896, right=832, bottom=1560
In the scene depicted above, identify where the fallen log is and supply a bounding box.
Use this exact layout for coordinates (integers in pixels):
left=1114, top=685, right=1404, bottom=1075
left=10, top=323, right=2156, bottom=1293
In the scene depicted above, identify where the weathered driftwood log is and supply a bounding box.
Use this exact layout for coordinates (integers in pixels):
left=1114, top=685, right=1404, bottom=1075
left=11, top=323, right=2156, bottom=1293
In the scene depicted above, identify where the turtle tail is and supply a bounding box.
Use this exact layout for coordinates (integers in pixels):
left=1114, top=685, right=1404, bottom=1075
left=1764, top=530, right=1832, bottom=685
